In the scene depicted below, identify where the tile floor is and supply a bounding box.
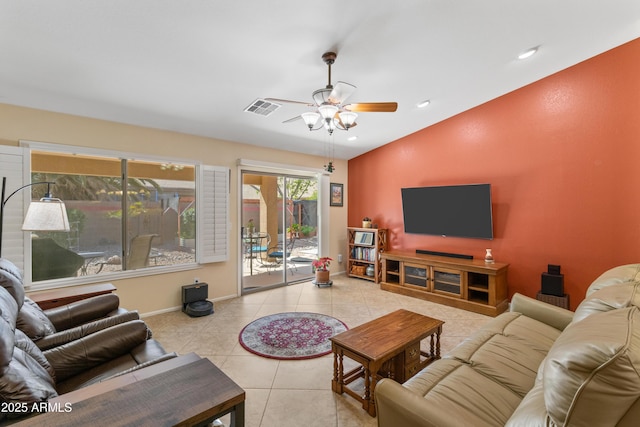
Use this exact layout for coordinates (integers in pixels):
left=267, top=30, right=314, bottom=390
left=143, top=275, right=491, bottom=427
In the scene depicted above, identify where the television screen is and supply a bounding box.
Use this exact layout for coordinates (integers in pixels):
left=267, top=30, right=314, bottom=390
left=401, top=184, right=493, bottom=239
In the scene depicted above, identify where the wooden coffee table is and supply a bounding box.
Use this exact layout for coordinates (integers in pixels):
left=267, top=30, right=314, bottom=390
left=330, top=309, right=443, bottom=417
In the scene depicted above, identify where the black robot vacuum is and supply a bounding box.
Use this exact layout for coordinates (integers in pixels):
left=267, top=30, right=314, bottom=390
left=182, top=283, right=213, bottom=317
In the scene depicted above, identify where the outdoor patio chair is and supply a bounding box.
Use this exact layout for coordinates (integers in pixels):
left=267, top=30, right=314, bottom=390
left=127, top=234, right=159, bottom=269
left=32, top=238, right=84, bottom=281
left=95, top=234, right=159, bottom=273
left=266, top=235, right=298, bottom=273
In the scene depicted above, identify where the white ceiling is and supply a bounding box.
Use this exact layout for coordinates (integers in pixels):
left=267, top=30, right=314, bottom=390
left=1, top=1, right=639, bottom=160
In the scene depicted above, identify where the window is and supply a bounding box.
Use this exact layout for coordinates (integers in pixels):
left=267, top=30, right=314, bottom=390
left=3, top=142, right=229, bottom=286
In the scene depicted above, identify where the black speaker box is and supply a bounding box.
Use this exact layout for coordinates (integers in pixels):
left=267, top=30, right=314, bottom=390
left=541, top=273, right=564, bottom=297
left=547, top=264, right=561, bottom=275
left=182, top=283, right=213, bottom=317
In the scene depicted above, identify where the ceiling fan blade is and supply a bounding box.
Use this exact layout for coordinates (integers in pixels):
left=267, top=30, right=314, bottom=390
left=343, top=102, right=398, bottom=112
left=329, top=81, right=357, bottom=104
left=282, top=115, right=302, bottom=124
left=264, top=97, right=315, bottom=107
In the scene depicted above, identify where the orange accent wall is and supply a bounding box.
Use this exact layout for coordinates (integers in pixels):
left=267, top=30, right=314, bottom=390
left=348, top=38, right=640, bottom=310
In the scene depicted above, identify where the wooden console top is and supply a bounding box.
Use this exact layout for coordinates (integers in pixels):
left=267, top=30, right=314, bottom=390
left=381, top=250, right=508, bottom=273
left=28, top=283, right=117, bottom=310
left=15, top=353, right=246, bottom=427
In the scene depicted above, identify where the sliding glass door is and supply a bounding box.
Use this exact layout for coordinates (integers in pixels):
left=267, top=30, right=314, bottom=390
left=241, top=172, right=318, bottom=292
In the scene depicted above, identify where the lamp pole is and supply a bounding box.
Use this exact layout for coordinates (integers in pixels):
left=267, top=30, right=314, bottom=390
left=0, top=176, right=55, bottom=257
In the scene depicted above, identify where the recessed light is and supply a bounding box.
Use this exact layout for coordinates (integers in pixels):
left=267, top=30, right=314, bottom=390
left=518, top=46, right=538, bottom=60
left=347, top=136, right=358, bottom=141
left=417, top=100, right=431, bottom=108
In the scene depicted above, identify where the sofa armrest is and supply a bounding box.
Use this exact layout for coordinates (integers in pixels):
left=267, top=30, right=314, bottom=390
left=100, top=352, right=179, bottom=382
left=44, top=319, right=150, bottom=382
left=510, top=293, right=574, bottom=331
left=35, top=311, right=141, bottom=351
left=45, top=293, right=121, bottom=330
left=376, top=378, right=454, bottom=427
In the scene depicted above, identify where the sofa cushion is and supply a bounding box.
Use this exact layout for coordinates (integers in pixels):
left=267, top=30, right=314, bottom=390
left=14, top=329, right=56, bottom=381
left=585, top=263, right=640, bottom=296
left=446, top=312, right=561, bottom=398
left=573, top=281, right=640, bottom=323
left=0, top=330, right=57, bottom=421
left=0, top=258, right=25, bottom=309
left=505, top=379, right=547, bottom=426
left=403, top=358, right=523, bottom=427
left=543, top=306, right=640, bottom=426
left=0, top=288, right=19, bottom=368
left=55, top=339, right=169, bottom=394
left=44, top=319, right=150, bottom=382
left=17, top=297, right=57, bottom=340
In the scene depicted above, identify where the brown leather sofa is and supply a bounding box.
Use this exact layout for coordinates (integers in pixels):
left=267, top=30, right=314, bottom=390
left=0, top=258, right=175, bottom=422
left=375, top=264, right=640, bottom=427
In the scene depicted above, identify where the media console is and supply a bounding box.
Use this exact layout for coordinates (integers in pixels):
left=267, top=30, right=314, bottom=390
left=380, top=251, right=509, bottom=316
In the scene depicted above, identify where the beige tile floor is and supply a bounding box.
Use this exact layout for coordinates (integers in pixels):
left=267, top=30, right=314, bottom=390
left=143, top=275, right=491, bottom=427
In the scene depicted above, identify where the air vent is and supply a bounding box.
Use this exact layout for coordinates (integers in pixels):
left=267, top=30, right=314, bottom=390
left=244, top=99, right=281, bottom=117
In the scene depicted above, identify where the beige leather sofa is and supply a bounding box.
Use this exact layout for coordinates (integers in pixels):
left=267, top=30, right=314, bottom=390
left=375, top=264, right=640, bottom=427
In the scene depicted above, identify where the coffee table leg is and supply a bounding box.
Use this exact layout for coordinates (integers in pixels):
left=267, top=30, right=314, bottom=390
left=430, top=333, right=435, bottom=358
left=367, top=361, right=382, bottom=417
left=363, top=365, right=371, bottom=414
left=332, top=348, right=344, bottom=394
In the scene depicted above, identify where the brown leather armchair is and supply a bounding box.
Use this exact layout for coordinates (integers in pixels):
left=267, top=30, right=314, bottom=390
left=0, top=258, right=139, bottom=351
left=0, top=258, right=175, bottom=422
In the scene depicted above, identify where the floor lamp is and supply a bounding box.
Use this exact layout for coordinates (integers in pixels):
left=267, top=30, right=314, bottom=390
left=0, top=176, right=70, bottom=257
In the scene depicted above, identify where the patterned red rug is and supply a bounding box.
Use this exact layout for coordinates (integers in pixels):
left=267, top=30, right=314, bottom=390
left=239, top=312, right=348, bottom=360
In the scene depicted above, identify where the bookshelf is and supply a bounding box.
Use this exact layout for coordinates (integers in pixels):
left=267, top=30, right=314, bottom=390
left=347, top=227, right=387, bottom=283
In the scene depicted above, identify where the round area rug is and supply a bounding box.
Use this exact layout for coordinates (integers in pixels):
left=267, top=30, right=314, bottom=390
left=239, top=312, right=348, bottom=360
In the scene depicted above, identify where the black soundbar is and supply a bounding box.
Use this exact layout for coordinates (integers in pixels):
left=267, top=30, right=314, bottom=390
left=416, top=249, right=474, bottom=260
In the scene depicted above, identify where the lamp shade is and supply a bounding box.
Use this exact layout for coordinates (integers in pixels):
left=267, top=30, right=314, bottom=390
left=301, top=112, right=320, bottom=129
left=338, top=111, right=358, bottom=128
left=318, top=104, right=339, bottom=120
left=22, top=198, right=70, bottom=231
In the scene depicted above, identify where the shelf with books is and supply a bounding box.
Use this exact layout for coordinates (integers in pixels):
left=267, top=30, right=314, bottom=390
left=347, top=227, right=387, bottom=283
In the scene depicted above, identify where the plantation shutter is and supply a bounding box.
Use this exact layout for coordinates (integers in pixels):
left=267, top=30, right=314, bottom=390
left=0, top=145, right=26, bottom=269
left=198, top=165, right=229, bottom=263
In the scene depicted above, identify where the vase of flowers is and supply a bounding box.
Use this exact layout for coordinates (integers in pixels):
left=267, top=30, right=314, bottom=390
left=312, top=257, right=332, bottom=283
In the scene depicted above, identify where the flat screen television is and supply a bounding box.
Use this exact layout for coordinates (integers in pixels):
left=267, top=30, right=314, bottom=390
left=401, top=183, right=493, bottom=239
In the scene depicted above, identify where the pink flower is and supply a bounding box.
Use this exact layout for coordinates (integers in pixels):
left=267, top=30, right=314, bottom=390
left=312, top=257, right=332, bottom=271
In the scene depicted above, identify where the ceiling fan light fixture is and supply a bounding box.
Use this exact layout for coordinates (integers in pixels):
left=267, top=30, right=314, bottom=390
left=301, top=112, right=320, bottom=129
left=312, top=88, right=332, bottom=106
left=318, top=104, right=339, bottom=120
left=322, top=117, right=336, bottom=135
left=338, top=111, right=358, bottom=129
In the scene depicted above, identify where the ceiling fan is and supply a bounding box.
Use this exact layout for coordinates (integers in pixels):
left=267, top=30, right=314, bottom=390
left=265, top=51, right=398, bottom=134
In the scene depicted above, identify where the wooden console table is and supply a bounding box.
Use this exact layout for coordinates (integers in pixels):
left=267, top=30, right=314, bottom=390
left=330, top=309, right=443, bottom=417
left=14, top=353, right=245, bottom=427
left=381, top=251, right=509, bottom=316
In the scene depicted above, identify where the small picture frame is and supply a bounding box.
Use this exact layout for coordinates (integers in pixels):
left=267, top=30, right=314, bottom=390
left=330, top=183, right=344, bottom=207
